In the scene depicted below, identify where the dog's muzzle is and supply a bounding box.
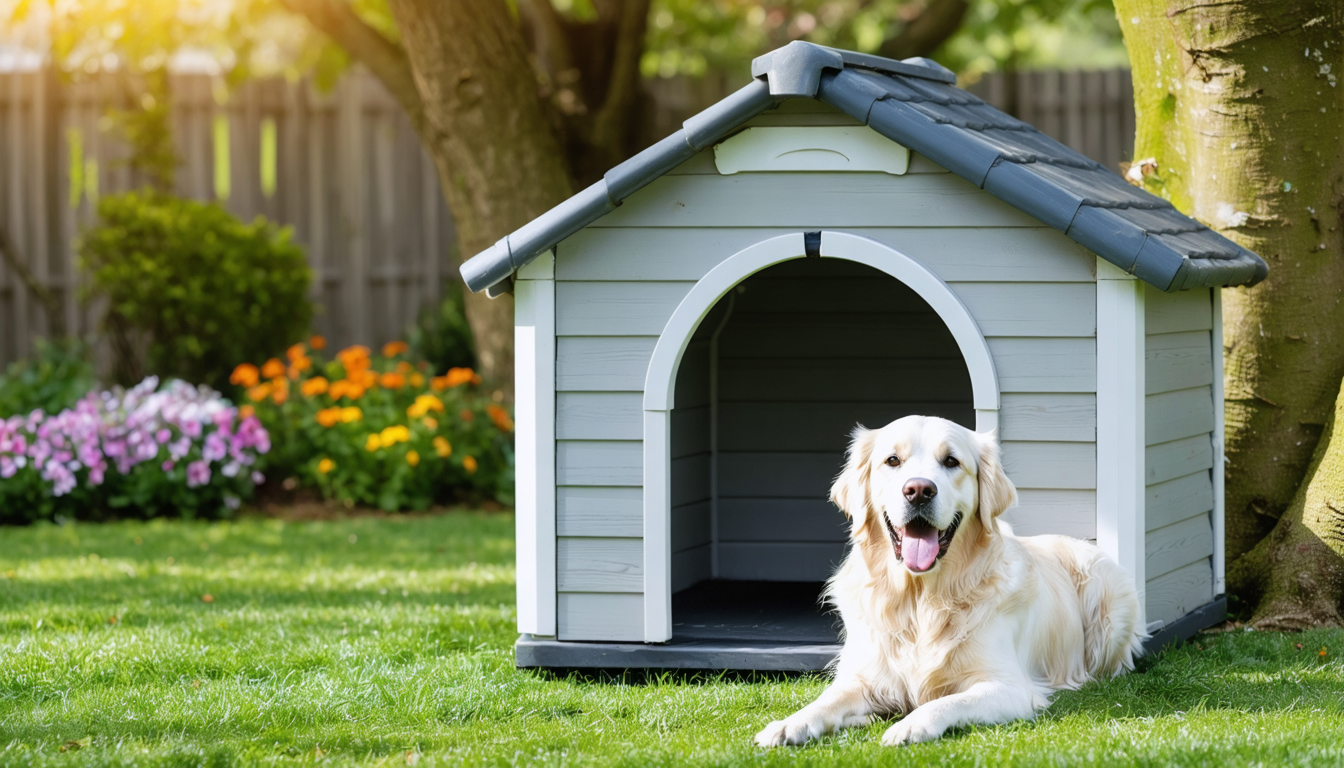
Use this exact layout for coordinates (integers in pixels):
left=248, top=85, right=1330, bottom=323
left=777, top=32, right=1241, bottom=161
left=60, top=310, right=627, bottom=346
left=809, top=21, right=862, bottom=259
left=886, top=511, right=962, bottom=573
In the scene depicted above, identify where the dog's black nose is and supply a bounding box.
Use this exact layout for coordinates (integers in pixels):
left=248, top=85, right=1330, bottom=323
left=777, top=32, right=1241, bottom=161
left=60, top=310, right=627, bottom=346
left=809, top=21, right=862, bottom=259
left=903, top=478, right=937, bottom=505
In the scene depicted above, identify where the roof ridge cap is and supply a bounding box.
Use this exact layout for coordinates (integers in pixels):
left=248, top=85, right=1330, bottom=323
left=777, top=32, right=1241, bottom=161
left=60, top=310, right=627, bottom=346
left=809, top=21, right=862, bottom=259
left=750, top=41, right=956, bottom=98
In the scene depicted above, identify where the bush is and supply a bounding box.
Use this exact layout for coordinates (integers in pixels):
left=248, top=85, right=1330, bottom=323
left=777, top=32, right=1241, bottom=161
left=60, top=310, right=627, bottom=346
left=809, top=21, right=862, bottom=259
left=236, top=338, right=513, bottom=510
left=0, top=377, right=270, bottom=524
left=0, top=338, right=98, bottom=418
left=80, top=191, right=314, bottom=390
left=406, top=283, right=476, bottom=374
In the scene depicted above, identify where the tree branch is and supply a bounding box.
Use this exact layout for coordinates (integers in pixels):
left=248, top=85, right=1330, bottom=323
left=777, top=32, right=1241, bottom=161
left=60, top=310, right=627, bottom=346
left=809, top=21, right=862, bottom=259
left=279, top=0, right=427, bottom=136
left=519, top=0, right=577, bottom=83
left=877, top=0, right=970, bottom=61
left=0, top=220, right=65, bottom=336
left=591, top=0, right=650, bottom=150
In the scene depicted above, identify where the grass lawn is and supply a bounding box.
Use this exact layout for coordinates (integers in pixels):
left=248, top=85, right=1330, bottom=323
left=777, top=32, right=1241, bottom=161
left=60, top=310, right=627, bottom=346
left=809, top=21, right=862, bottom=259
left=1, top=513, right=1342, bottom=767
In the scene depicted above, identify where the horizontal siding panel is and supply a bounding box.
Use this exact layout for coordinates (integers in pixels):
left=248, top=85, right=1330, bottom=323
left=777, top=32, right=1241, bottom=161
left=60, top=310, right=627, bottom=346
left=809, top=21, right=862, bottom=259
left=999, top=393, right=1096, bottom=442
left=557, top=226, right=1096, bottom=283
left=718, top=498, right=850, bottom=543
left=717, top=358, right=972, bottom=403
left=672, top=545, right=711, bottom=593
left=672, top=453, right=711, bottom=506
left=717, top=542, right=850, bottom=581
left=672, top=500, right=711, bottom=552
left=718, top=452, right=843, bottom=499
left=555, top=336, right=657, bottom=392
left=1146, top=559, right=1214, bottom=626
left=1146, top=471, right=1214, bottom=533
left=718, top=401, right=974, bottom=453
left=558, top=593, right=644, bottom=641
left=557, top=440, right=642, bottom=486
left=1146, top=514, right=1214, bottom=581
left=1145, top=285, right=1212, bottom=334
left=1003, top=489, right=1096, bottom=539
left=1146, top=387, right=1214, bottom=446
left=1146, top=331, right=1214, bottom=394
left=1001, top=441, right=1097, bottom=490
left=1146, top=434, right=1214, bottom=486
left=557, top=392, right=643, bottom=440
left=556, top=537, right=643, bottom=592
left=952, top=282, right=1096, bottom=337
left=988, top=337, right=1097, bottom=393
left=556, top=281, right=692, bottom=336
left=557, top=486, right=643, bottom=537
left=593, top=172, right=1042, bottom=229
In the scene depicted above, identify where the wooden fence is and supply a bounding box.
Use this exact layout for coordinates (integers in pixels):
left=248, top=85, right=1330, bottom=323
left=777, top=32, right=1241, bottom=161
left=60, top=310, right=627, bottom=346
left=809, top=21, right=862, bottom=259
left=0, top=67, right=455, bottom=369
left=0, top=65, right=1135, bottom=372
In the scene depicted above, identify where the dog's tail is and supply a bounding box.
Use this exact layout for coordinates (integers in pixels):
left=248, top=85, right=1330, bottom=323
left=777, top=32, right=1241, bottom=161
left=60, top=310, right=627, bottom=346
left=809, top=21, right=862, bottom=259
left=1076, top=549, right=1148, bottom=678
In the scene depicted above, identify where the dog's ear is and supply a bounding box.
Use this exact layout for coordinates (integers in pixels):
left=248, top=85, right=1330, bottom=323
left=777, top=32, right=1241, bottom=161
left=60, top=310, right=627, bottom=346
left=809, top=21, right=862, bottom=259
left=975, top=430, right=1017, bottom=532
left=831, top=425, right=878, bottom=526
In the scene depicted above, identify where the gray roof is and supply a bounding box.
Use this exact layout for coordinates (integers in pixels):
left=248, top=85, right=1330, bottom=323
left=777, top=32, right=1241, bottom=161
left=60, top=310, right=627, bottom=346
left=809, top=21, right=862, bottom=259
left=460, top=41, right=1267, bottom=295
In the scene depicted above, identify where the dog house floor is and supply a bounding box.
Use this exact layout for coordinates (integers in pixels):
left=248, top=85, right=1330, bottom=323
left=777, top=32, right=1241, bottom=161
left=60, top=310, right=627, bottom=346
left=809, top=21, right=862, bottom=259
left=514, top=580, right=845, bottom=671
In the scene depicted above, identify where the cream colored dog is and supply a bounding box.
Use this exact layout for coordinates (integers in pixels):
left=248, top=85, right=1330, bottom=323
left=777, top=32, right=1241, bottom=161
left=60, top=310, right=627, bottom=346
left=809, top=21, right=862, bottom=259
left=755, top=415, right=1144, bottom=747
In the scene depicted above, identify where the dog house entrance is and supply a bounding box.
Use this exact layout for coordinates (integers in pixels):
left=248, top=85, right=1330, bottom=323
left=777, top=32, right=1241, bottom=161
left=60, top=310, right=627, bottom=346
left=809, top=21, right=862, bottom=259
left=668, top=257, right=974, bottom=646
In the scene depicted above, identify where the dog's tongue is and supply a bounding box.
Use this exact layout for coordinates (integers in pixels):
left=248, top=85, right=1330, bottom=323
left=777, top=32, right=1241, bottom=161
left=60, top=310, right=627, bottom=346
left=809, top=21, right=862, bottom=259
left=901, top=525, right=940, bottom=572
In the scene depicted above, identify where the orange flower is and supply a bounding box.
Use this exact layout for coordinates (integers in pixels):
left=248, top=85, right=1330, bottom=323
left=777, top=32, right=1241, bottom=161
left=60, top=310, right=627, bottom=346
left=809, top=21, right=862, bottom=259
left=396, top=361, right=413, bottom=374
left=379, top=372, right=406, bottom=390
left=288, top=356, right=312, bottom=377
left=328, top=380, right=365, bottom=401
left=487, top=404, right=514, bottom=432
left=239, top=405, right=255, bottom=420
left=247, top=383, right=273, bottom=402
left=337, top=345, right=371, bottom=373
left=318, top=458, right=335, bottom=474
left=382, top=340, right=409, bottom=357
left=230, top=363, right=260, bottom=388
left=271, top=379, right=290, bottom=405
left=301, top=377, right=329, bottom=396
left=286, top=343, right=306, bottom=363
left=315, top=408, right=341, bottom=428
left=358, top=369, right=378, bottom=388
left=459, top=408, right=474, bottom=422
left=422, top=417, right=438, bottom=430
left=261, top=358, right=286, bottom=379
left=309, top=335, right=326, bottom=350
left=472, top=373, right=482, bottom=385
left=433, top=436, right=452, bottom=458
left=406, top=450, right=420, bottom=468
left=338, top=406, right=362, bottom=424
left=463, top=456, right=478, bottom=474
left=441, top=367, right=476, bottom=389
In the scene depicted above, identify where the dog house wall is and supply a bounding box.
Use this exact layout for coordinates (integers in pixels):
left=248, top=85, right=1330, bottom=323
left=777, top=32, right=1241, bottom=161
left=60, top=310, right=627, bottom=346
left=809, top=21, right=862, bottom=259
left=545, top=99, right=1140, bottom=643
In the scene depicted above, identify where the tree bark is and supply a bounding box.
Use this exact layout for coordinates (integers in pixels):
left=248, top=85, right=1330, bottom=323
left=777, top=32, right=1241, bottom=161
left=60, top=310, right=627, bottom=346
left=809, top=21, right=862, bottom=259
left=877, top=0, right=970, bottom=61
left=1115, top=0, right=1344, bottom=621
left=1230, top=375, right=1344, bottom=630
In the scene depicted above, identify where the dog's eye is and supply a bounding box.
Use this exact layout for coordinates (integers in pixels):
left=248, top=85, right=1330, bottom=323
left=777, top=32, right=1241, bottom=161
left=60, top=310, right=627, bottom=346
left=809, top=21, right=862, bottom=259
left=942, top=455, right=960, bottom=469
left=884, top=455, right=901, bottom=467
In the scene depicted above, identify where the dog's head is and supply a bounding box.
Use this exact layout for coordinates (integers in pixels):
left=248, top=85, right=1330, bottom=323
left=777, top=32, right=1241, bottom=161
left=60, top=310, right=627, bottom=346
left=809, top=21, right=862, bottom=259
left=831, top=416, right=1017, bottom=576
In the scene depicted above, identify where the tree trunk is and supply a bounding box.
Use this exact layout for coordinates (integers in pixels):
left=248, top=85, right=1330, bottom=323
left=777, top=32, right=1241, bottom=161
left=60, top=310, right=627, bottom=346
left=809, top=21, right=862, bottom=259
left=388, top=0, right=576, bottom=397
left=1230, top=375, right=1344, bottom=630
left=1115, top=0, right=1344, bottom=621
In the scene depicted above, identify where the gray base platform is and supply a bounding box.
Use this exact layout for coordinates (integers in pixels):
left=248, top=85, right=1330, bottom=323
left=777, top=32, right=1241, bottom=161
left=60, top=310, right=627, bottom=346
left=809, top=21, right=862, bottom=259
left=516, top=581, right=1227, bottom=671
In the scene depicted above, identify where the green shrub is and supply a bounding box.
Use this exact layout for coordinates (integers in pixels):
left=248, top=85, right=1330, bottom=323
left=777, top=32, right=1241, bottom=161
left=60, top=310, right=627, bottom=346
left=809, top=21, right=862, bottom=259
left=406, top=283, right=476, bottom=374
left=80, top=191, right=314, bottom=390
left=0, top=337, right=98, bottom=418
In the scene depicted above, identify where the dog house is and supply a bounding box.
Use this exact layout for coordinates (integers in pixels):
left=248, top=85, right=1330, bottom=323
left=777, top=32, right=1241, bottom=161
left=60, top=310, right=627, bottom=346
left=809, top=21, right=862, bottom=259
left=459, top=42, right=1267, bottom=670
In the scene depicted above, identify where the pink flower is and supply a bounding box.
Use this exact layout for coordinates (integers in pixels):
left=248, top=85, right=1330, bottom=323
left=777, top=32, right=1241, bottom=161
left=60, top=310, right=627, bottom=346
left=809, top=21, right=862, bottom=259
left=155, top=428, right=171, bottom=444
left=0, top=457, right=15, bottom=479
left=162, top=460, right=175, bottom=472
left=186, top=460, right=211, bottom=488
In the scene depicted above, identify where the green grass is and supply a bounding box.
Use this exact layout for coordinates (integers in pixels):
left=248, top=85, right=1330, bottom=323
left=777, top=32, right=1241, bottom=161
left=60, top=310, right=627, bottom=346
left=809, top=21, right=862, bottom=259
left=1, top=513, right=1342, bottom=767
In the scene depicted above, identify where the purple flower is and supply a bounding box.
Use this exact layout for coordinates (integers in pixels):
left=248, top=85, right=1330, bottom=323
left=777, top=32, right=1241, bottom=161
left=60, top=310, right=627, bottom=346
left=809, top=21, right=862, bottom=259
left=0, top=457, right=15, bottom=479
left=186, top=460, right=211, bottom=488
left=202, top=433, right=227, bottom=463
left=88, top=462, right=105, bottom=486
left=155, top=428, right=172, bottom=444
left=162, top=460, right=175, bottom=472
left=181, top=419, right=202, bottom=439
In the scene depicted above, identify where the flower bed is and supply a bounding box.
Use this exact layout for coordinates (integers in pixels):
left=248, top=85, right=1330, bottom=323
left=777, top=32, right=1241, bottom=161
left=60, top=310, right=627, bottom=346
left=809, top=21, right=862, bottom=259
left=234, top=338, right=513, bottom=511
left=0, top=377, right=270, bottom=523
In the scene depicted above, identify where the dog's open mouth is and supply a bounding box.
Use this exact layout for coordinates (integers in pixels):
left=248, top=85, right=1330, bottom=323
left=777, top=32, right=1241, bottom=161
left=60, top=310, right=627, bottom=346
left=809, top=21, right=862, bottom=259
left=886, top=512, right=962, bottom=573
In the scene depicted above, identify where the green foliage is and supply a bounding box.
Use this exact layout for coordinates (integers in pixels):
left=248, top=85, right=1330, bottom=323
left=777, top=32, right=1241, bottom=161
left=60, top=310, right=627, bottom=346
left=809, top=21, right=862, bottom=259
left=80, top=191, right=314, bottom=390
left=406, top=283, right=476, bottom=375
left=2, top=515, right=1344, bottom=766
left=236, top=339, right=513, bottom=510
left=0, top=338, right=97, bottom=418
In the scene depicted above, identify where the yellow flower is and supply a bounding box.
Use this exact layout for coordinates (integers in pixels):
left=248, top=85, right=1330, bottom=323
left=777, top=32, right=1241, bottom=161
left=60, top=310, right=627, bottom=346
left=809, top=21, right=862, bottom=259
left=338, top=406, right=362, bottom=424
left=406, top=450, right=420, bottom=467
left=433, top=436, right=452, bottom=458
left=409, top=372, right=425, bottom=388
left=365, top=434, right=381, bottom=452
left=301, top=377, right=329, bottom=396
left=463, top=456, right=478, bottom=474
left=378, top=425, right=410, bottom=447
left=407, top=394, right=445, bottom=418
left=318, top=458, right=335, bottom=474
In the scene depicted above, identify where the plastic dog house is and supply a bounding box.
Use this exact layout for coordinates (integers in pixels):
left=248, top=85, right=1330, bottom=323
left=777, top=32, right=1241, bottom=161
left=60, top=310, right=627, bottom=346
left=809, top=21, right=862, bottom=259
left=458, top=42, right=1268, bottom=670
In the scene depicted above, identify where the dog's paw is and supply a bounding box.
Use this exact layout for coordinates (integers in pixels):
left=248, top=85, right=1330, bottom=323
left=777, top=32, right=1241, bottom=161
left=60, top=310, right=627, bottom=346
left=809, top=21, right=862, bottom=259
left=881, top=713, right=943, bottom=746
left=754, top=717, right=820, bottom=747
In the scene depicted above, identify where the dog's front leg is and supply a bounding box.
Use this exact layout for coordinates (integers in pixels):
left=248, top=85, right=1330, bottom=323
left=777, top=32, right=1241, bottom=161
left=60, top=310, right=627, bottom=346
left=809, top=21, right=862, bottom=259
left=881, top=680, right=1036, bottom=746
left=755, top=680, right=875, bottom=747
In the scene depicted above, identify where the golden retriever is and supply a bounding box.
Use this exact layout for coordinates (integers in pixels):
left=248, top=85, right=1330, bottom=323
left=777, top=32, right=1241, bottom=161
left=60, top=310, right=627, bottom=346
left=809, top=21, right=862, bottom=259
left=755, top=415, right=1144, bottom=747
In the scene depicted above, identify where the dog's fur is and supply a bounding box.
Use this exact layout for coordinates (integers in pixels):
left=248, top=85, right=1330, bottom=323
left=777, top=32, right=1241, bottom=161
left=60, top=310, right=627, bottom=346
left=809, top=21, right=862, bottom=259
left=755, top=416, right=1144, bottom=747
